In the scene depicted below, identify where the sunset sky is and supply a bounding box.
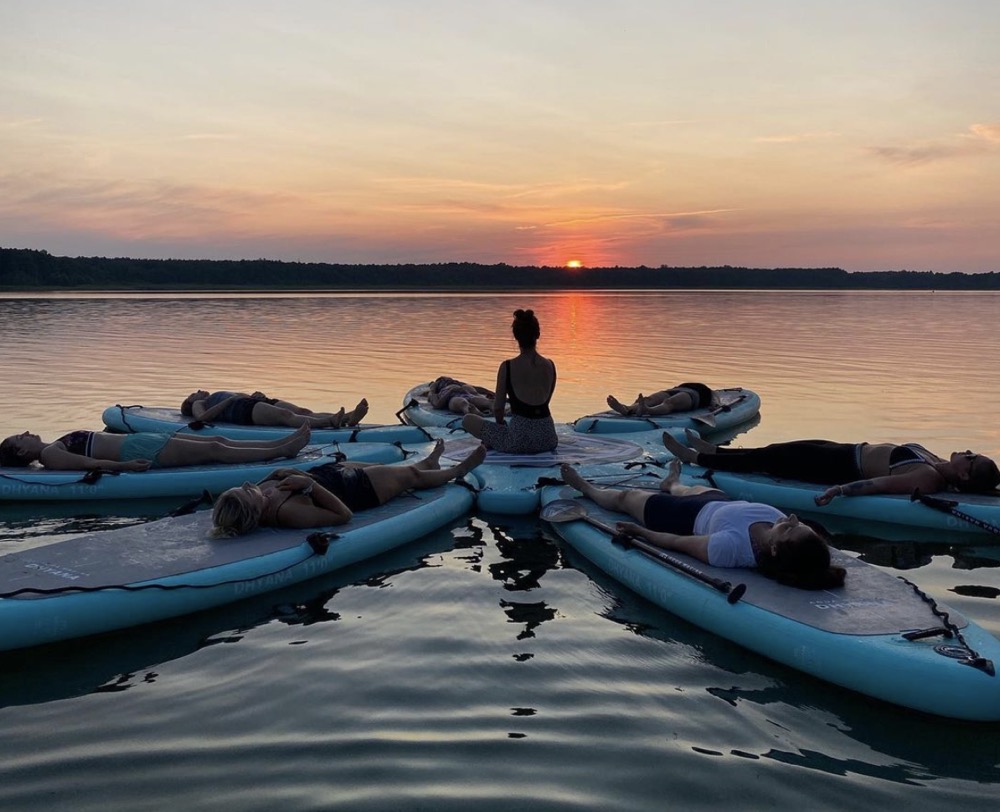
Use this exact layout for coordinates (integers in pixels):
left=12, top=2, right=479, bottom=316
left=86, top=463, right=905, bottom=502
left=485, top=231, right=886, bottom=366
left=2, top=1, right=999, bottom=271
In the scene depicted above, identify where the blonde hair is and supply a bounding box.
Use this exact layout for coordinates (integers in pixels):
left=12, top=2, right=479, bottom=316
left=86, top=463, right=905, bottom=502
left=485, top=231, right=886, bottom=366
left=209, top=488, right=261, bottom=538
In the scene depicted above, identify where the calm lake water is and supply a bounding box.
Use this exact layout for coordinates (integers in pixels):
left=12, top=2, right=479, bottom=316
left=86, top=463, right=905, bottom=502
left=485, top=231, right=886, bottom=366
left=1, top=290, right=999, bottom=811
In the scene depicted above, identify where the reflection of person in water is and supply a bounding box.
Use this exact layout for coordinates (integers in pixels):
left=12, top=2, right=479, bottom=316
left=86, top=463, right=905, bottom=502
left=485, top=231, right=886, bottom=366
left=482, top=517, right=564, bottom=641
left=500, top=598, right=557, bottom=641
left=489, top=525, right=563, bottom=593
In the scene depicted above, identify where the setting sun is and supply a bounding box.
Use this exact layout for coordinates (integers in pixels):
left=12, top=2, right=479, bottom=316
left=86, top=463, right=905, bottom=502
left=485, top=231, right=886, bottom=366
left=566, top=260, right=583, bottom=269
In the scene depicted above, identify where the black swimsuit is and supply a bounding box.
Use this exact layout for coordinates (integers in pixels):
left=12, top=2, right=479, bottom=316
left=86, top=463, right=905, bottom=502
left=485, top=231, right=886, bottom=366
left=505, top=360, right=554, bottom=418
left=306, top=463, right=381, bottom=511
left=205, top=391, right=278, bottom=424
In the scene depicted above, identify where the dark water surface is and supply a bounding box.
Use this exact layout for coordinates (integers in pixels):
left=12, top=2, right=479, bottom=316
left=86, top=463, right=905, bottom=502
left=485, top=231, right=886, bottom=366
left=1, top=291, right=999, bottom=810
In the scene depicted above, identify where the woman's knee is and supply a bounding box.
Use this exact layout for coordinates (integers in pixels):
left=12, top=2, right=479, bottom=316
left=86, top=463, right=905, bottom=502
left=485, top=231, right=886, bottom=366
left=619, top=491, right=651, bottom=520
left=462, top=414, right=483, bottom=435
left=365, top=467, right=414, bottom=502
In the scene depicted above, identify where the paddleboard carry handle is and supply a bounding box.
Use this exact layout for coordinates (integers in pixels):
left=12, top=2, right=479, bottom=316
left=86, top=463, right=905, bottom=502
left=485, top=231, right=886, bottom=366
left=395, top=399, right=418, bottom=424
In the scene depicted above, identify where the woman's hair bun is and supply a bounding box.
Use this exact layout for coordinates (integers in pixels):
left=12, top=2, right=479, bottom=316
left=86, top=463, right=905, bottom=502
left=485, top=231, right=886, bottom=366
left=513, top=309, right=534, bottom=319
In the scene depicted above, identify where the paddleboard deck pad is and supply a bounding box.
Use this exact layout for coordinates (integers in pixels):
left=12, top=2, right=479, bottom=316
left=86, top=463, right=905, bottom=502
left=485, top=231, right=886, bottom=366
left=573, top=387, right=761, bottom=435
left=102, top=404, right=432, bottom=445
left=539, top=486, right=1000, bottom=720
left=0, top=480, right=474, bottom=651
left=441, top=426, right=672, bottom=514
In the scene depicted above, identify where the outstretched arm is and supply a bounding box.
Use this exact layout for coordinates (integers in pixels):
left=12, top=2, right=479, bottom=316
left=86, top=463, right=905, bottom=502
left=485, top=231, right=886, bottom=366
left=814, top=469, right=941, bottom=506
left=616, top=521, right=711, bottom=563
left=38, top=446, right=149, bottom=472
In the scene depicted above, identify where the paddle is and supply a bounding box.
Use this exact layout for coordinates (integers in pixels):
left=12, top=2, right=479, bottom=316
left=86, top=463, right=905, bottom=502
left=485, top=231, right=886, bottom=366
left=691, top=394, right=748, bottom=428
left=911, top=491, right=1000, bottom=536
left=540, top=499, right=746, bottom=604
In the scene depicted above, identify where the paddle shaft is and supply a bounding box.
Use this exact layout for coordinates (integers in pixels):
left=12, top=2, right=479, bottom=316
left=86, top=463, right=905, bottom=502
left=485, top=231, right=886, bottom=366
left=578, top=514, right=745, bottom=603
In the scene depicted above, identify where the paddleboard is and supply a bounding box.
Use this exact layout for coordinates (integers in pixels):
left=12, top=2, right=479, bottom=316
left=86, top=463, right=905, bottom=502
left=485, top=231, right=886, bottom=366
left=573, top=387, right=761, bottom=435
left=683, top=466, right=1000, bottom=541
left=439, top=425, right=673, bottom=514
left=0, top=479, right=475, bottom=651
left=539, top=486, right=1000, bottom=721
left=102, top=404, right=431, bottom=445
left=0, top=441, right=418, bottom=502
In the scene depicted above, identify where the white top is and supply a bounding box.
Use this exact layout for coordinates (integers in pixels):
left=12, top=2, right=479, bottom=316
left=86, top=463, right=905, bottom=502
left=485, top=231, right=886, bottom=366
left=694, top=500, right=786, bottom=568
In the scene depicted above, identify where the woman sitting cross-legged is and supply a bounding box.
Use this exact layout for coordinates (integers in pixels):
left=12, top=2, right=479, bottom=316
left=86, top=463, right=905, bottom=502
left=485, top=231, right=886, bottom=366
left=0, top=424, right=312, bottom=472
left=181, top=390, right=368, bottom=429
left=462, top=309, right=558, bottom=454
left=210, top=440, right=487, bottom=536
left=560, top=460, right=845, bottom=590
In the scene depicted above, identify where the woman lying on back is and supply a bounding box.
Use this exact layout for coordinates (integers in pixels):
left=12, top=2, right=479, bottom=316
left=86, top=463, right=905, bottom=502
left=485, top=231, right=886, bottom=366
left=210, top=440, right=486, bottom=536
left=606, top=382, right=716, bottom=417
left=561, top=460, right=845, bottom=590
left=662, top=431, right=1000, bottom=504
left=181, top=390, right=368, bottom=429
left=0, top=425, right=311, bottom=471
left=426, top=377, right=495, bottom=416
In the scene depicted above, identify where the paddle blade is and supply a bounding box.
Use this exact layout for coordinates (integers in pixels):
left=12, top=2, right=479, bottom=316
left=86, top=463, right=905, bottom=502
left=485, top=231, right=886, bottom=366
left=539, top=499, right=587, bottom=523
left=691, top=412, right=717, bottom=428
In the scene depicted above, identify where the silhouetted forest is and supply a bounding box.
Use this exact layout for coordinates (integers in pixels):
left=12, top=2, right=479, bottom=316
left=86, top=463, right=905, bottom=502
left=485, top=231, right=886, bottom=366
left=2, top=247, right=999, bottom=290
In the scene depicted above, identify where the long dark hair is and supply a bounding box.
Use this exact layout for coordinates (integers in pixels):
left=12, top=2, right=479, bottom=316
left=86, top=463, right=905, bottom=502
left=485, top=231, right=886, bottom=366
left=0, top=437, right=30, bottom=468
left=757, top=520, right=846, bottom=590
left=511, top=309, right=540, bottom=349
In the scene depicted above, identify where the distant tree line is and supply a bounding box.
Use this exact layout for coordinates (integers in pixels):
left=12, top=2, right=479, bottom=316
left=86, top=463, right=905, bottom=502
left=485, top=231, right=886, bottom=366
left=2, top=247, right=999, bottom=290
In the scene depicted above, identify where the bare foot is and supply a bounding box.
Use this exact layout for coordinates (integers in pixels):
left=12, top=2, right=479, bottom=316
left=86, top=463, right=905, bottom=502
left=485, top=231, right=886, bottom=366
left=327, top=407, right=346, bottom=428
left=560, top=463, right=591, bottom=494
left=634, top=394, right=646, bottom=416
left=347, top=398, right=369, bottom=426
left=662, top=431, right=698, bottom=463
left=659, top=458, right=682, bottom=492
left=684, top=428, right=716, bottom=454
left=456, top=443, right=487, bottom=475
left=270, top=422, right=309, bottom=449
left=419, top=439, right=445, bottom=470
left=284, top=425, right=311, bottom=457
left=607, top=395, right=630, bottom=416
